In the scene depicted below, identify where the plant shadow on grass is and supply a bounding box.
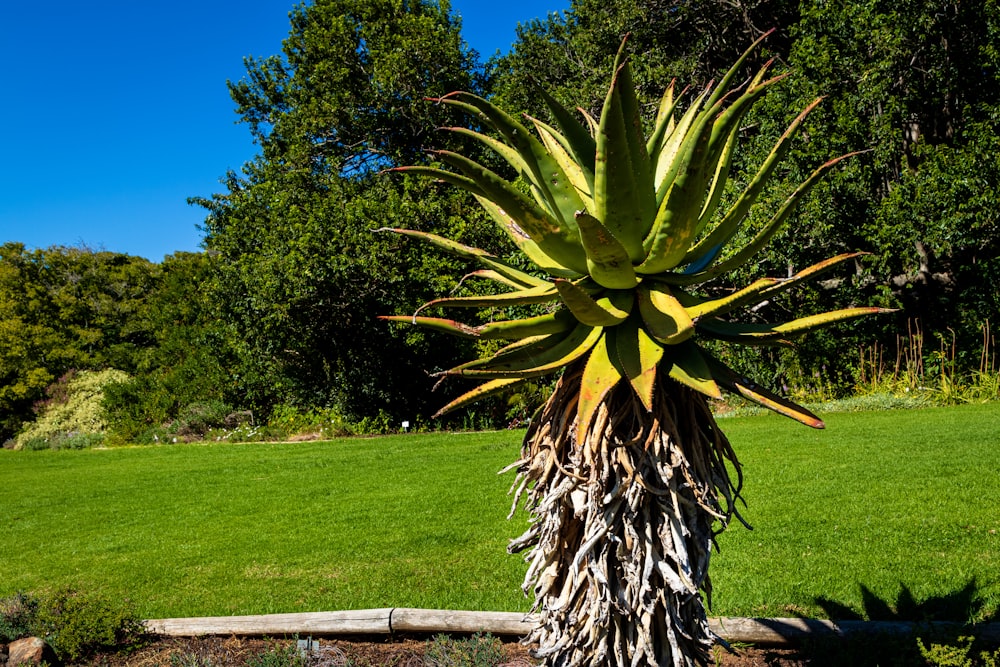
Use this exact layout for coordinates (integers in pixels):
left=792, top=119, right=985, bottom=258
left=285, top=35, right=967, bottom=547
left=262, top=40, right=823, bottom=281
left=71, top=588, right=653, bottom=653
left=815, top=579, right=997, bottom=624
left=794, top=579, right=1000, bottom=666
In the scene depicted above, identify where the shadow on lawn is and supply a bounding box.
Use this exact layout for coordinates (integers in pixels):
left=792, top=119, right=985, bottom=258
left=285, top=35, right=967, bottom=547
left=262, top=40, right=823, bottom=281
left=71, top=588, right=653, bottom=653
left=795, top=579, right=1000, bottom=667
left=815, top=578, right=998, bottom=624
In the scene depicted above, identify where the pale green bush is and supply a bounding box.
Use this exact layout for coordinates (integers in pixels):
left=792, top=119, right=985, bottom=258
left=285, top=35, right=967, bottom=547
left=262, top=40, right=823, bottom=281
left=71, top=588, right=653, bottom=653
left=15, top=369, right=129, bottom=450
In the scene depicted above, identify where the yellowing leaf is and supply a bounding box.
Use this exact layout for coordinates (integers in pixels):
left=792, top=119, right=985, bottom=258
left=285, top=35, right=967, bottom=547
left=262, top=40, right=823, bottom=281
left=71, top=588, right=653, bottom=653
left=576, top=333, right=621, bottom=446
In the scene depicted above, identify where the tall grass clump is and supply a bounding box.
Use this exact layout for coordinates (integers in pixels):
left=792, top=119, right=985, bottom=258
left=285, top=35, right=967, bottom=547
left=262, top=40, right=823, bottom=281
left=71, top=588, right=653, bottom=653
left=424, top=633, right=507, bottom=667
left=856, top=320, right=998, bottom=406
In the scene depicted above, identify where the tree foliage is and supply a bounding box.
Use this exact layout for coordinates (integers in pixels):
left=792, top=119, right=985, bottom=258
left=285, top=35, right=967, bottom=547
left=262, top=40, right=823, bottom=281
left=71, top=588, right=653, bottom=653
left=0, top=243, right=157, bottom=441
left=760, top=0, right=1000, bottom=382
left=194, top=0, right=507, bottom=425
left=100, top=251, right=233, bottom=442
left=0, top=245, right=230, bottom=443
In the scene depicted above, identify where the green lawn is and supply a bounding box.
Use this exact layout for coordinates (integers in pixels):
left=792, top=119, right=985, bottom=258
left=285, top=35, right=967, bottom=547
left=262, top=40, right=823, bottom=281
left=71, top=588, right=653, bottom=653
left=1, top=404, right=998, bottom=622
left=712, top=404, right=1000, bottom=622
left=0, top=432, right=531, bottom=618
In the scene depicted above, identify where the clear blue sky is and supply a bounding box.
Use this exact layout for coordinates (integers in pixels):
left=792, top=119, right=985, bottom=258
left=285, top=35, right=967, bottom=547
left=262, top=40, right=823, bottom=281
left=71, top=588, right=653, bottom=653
left=0, top=1, right=568, bottom=262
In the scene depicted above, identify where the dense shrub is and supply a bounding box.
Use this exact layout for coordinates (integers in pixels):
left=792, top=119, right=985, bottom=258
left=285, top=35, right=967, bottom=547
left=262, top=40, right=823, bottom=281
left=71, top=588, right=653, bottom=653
left=19, top=431, right=105, bottom=451
left=15, top=369, right=128, bottom=450
left=0, top=592, right=39, bottom=643
left=206, top=405, right=399, bottom=442
left=171, top=400, right=233, bottom=437
left=32, top=588, right=144, bottom=661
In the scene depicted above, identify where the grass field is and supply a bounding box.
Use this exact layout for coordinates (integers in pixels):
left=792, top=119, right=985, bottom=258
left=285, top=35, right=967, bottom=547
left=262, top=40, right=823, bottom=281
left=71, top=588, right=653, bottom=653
left=1, top=403, right=998, bottom=622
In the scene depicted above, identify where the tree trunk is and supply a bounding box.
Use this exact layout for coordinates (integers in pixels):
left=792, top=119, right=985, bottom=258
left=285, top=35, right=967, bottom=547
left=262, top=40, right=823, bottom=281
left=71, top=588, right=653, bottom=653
left=507, top=363, right=745, bottom=667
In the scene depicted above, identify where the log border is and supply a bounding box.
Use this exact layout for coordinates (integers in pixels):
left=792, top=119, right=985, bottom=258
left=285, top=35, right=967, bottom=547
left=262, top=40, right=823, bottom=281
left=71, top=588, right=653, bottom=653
left=145, top=609, right=1000, bottom=646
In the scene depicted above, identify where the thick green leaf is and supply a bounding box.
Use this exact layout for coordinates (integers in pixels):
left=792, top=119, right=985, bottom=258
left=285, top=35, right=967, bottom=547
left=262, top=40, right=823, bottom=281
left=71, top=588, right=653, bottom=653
left=419, top=284, right=558, bottom=310
left=681, top=252, right=864, bottom=319
left=575, top=212, right=638, bottom=289
left=580, top=107, right=599, bottom=136
left=450, top=328, right=576, bottom=373
left=689, top=68, right=786, bottom=242
left=704, top=27, right=776, bottom=109
left=432, top=378, right=529, bottom=419
left=645, top=79, right=680, bottom=159
left=705, top=353, right=824, bottom=428
left=641, top=68, right=785, bottom=275
left=673, top=151, right=864, bottom=284
left=534, top=84, right=597, bottom=174
left=440, top=126, right=531, bottom=175
left=594, top=45, right=656, bottom=263
left=535, top=82, right=598, bottom=176
left=445, top=323, right=603, bottom=378
left=378, top=315, right=478, bottom=338
left=477, top=309, right=578, bottom=340
left=680, top=278, right=779, bottom=320
left=664, top=341, right=722, bottom=399
left=610, top=316, right=663, bottom=410
left=429, top=152, right=590, bottom=274
left=652, top=86, right=711, bottom=206
left=374, top=227, right=550, bottom=287
left=755, top=252, right=866, bottom=300
left=530, top=117, right=595, bottom=213
left=555, top=280, right=633, bottom=326
left=390, top=163, right=555, bottom=264
left=439, top=92, right=587, bottom=231
left=695, top=121, right=740, bottom=238
left=637, top=283, right=695, bottom=344
left=681, top=98, right=824, bottom=270
left=473, top=195, right=582, bottom=278
left=698, top=307, right=894, bottom=340
left=461, top=269, right=531, bottom=290
left=637, top=94, right=719, bottom=273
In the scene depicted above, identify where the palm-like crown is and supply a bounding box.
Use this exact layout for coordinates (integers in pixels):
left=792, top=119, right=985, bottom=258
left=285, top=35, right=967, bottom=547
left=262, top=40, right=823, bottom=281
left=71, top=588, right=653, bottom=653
left=381, top=32, right=888, bottom=439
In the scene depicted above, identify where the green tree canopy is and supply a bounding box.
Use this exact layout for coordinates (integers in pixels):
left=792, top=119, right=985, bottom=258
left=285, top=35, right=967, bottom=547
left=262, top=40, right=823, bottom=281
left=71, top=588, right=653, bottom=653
left=0, top=243, right=157, bottom=441
left=194, top=0, right=510, bottom=425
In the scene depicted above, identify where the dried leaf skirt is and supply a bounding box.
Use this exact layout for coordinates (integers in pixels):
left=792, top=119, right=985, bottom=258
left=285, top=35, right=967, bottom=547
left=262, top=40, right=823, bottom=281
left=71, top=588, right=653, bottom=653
left=507, top=364, right=745, bottom=667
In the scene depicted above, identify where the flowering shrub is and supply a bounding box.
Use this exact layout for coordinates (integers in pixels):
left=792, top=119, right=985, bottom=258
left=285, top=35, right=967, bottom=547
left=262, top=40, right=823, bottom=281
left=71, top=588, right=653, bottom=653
left=15, top=369, right=128, bottom=450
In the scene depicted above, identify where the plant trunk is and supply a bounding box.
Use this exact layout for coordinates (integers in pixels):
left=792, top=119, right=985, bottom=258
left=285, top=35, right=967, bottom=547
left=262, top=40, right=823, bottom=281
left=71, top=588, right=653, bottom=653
left=507, top=363, right=744, bottom=667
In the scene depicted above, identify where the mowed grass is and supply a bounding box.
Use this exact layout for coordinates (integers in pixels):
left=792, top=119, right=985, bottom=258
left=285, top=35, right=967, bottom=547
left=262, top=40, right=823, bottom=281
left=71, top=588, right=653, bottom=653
left=1, top=403, right=998, bottom=622
left=0, top=432, right=531, bottom=618
left=711, top=403, right=1000, bottom=622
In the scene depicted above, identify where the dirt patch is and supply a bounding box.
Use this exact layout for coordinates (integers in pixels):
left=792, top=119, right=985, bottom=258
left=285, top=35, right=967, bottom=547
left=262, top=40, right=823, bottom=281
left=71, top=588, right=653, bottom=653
left=92, top=635, right=811, bottom=666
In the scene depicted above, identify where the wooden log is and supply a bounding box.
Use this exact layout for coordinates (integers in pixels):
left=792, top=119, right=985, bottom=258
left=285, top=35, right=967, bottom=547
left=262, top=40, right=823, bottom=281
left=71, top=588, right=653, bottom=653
left=390, top=608, right=535, bottom=635
left=145, top=610, right=1000, bottom=645
left=145, top=609, right=393, bottom=637
left=709, top=617, right=1000, bottom=645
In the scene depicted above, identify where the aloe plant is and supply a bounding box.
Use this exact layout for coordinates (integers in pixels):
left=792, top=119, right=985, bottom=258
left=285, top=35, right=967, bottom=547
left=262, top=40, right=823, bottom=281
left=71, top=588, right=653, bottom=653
left=381, top=32, right=890, bottom=667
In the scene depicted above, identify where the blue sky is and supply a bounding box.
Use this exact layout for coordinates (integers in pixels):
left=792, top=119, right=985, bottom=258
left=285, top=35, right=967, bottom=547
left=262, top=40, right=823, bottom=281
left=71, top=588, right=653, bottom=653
left=0, top=1, right=568, bottom=262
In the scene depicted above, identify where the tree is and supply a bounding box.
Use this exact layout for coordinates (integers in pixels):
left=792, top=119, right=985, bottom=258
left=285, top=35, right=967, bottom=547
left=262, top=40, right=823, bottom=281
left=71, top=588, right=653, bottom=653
left=195, top=0, right=510, bottom=425
left=384, top=35, right=887, bottom=666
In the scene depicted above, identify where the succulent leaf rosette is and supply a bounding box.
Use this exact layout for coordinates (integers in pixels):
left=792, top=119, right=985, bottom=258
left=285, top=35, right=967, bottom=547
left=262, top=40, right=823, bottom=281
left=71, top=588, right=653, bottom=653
left=381, top=32, right=887, bottom=440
